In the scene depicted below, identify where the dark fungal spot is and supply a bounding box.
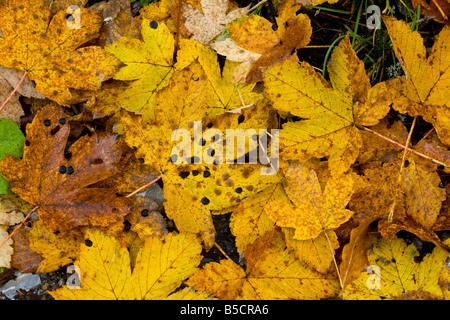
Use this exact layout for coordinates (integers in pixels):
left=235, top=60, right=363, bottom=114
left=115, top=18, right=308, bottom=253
left=84, top=239, right=93, bottom=247
left=58, top=118, right=66, bottom=125
left=150, top=20, right=158, bottom=29
left=66, top=166, right=74, bottom=175
left=123, top=220, right=131, bottom=231
left=27, top=221, right=32, bottom=228
left=179, top=171, right=190, bottom=179
left=53, top=230, right=60, bottom=235
left=235, top=187, right=243, bottom=194
left=199, top=138, right=206, bottom=146
left=43, top=119, right=51, bottom=127
left=138, top=158, right=145, bottom=163
left=404, top=160, right=410, bottom=168
left=190, top=156, right=200, bottom=164
left=238, top=114, right=245, bottom=124
left=66, top=14, right=74, bottom=22
left=50, top=125, right=61, bottom=135
left=25, top=140, right=30, bottom=146
left=200, top=197, right=210, bottom=205
left=116, top=193, right=123, bottom=197
left=203, top=170, right=211, bottom=178
left=206, top=122, right=213, bottom=129
left=439, top=182, right=445, bottom=188
left=208, top=148, right=215, bottom=157
left=64, top=151, right=72, bottom=159
left=141, top=209, right=149, bottom=217
left=192, top=170, right=199, bottom=176
left=438, top=165, right=445, bottom=170
left=58, top=166, right=67, bottom=174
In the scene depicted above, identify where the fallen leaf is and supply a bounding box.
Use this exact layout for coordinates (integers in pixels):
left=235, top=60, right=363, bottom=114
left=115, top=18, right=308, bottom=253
left=384, top=16, right=450, bottom=145
left=0, top=104, right=130, bottom=235
left=263, top=34, right=392, bottom=176
left=0, top=0, right=120, bottom=104
left=346, top=235, right=448, bottom=299
left=0, top=195, right=33, bottom=226
left=105, top=19, right=175, bottom=123
left=264, top=163, right=355, bottom=240
left=0, top=228, right=13, bottom=268
left=413, top=0, right=450, bottom=24
left=0, top=118, right=25, bottom=194
left=186, top=230, right=340, bottom=299
left=51, top=230, right=203, bottom=300
left=182, top=0, right=249, bottom=44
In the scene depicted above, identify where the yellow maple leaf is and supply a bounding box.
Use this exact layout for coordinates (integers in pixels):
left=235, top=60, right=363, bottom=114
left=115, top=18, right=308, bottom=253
left=105, top=19, right=175, bottom=123
left=186, top=230, right=340, bottom=299
left=175, top=39, right=262, bottom=116
left=27, top=221, right=80, bottom=273
left=264, top=163, right=355, bottom=240
left=384, top=16, right=450, bottom=145
left=263, top=34, right=392, bottom=176
left=51, top=229, right=203, bottom=300
left=345, top=235, right=448, bottom=299
left=0, top=0, right=120, bottom=104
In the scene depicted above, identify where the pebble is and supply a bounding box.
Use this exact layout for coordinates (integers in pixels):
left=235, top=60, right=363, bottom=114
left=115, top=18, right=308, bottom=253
left=0, top=271, right=41, bottom=299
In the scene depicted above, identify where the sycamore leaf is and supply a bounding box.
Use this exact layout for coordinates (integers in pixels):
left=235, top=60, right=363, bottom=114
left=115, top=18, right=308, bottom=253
left=229, top=183, right=281, bottom=253
left=412, top=0, right=450, bottom=25
left=0, top=0, right=120, bottom=104
left=284, top=228, right=339, bottom=274
left=345, top=235, right=448, bottom=299
left=264, top=163, right=355, bottom=240
left=0, top=76, right=24, bottom=124
left=0, top=195, right=33, bottom=226
left=105, top=19, right=175, bottom=123
left=187, top=230, right=340, bottom=299
left=263, top=34, right=392, bottom=176
left=384, top=16, right=450, bottom=145
left=0, top=227, right=13, bottom=268
left=182, top=0, right=249, bottom=44
left=403, top=158, right=446, bottom=229
left=214, top=0, right=312, bottom=83
left=0, top=118, right=25, bottom=194
left=27, top=221, right=81, bottom=273
left=0, top=104, right=130, bottom=235
left=120, top=63, right=280, bottom=248
left=175, top=39, right=261, bottom=116
left=51, top=230, right=203, bottom=300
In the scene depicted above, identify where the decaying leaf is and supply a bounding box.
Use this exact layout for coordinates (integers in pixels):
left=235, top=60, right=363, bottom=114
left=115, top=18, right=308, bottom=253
left=0, top=227, right=13, bottom=268
left=0, top=104, right=130, bottom=235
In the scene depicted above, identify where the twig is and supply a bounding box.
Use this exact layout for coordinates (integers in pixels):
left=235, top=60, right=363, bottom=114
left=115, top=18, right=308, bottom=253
left=387, top=116, right=417, bottom=223
left=125, top=175, right=162, bottom=198
left=360, top=126, right=449, bottom=168
left=0, top=71, right=27, bottom=112
left=214, top=241, right=233, bottom=262
left=0, top=205, right=39, bottom=250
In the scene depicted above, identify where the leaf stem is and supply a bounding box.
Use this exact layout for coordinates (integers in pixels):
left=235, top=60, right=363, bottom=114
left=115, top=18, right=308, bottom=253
left=0, top=71, right=27, bottom=112
left=125, top=175, right=162, bottom=198
left=0, top=205, right=39, bottom=250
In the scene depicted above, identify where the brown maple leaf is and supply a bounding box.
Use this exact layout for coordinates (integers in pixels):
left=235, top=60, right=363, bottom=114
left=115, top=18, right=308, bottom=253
left=0, top=104, right=130, bottom=235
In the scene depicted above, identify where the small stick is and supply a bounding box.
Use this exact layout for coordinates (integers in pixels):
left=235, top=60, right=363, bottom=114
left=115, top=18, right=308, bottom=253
left=387, top=116, right=417, bottom=223
left=214, top=241, right=233, bottom=262
left=125, top=175, right=162, bottom=198
left=0, top=205, right=39, bottom=250
left=0, top=71, right=27, bottom=112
